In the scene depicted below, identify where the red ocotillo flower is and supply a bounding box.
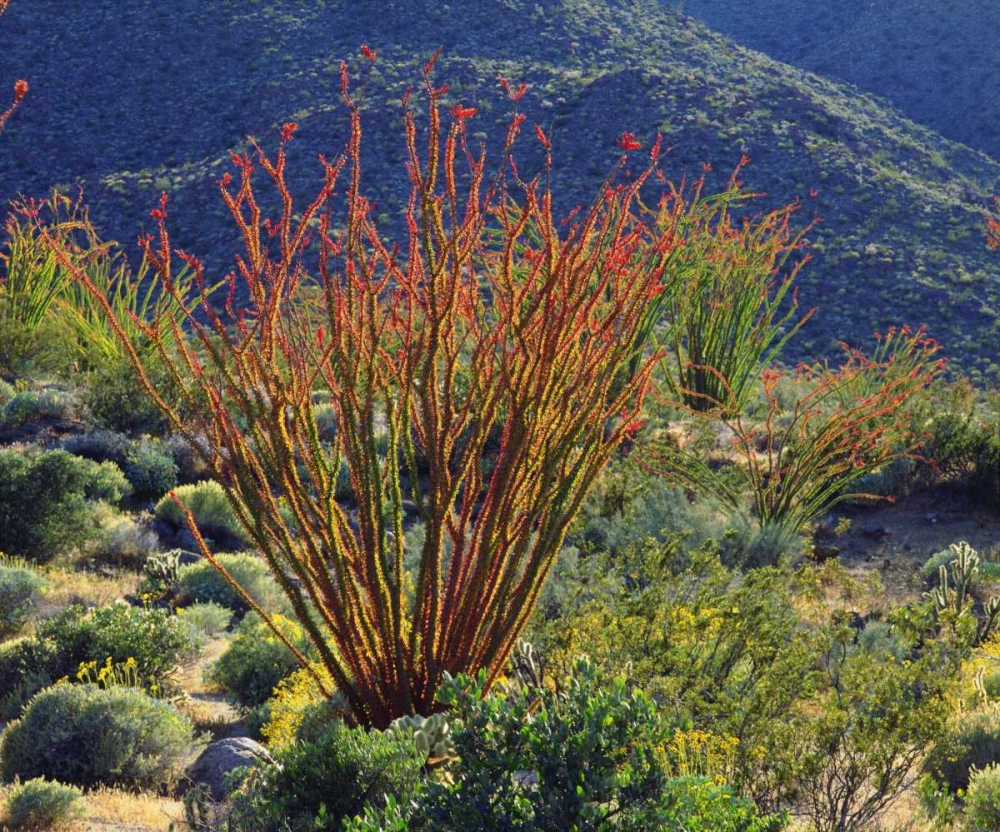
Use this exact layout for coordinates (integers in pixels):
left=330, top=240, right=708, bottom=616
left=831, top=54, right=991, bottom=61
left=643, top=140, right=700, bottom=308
left=617, top=132, right=641, bottom=151
left=988, top=200, right=1000, bottom=249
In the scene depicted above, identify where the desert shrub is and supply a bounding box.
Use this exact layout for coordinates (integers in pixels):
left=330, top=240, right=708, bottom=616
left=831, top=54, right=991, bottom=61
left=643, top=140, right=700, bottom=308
left=794, top=648, right=953, bottom=832
left=0, top=379, right=16, bottom=405
left=122, top=439, right=177, bottom=501
left=228, top=719, right=424, bottom=831
left=83, top=358, right=167, bottom=434
left=0, top=683, right=193, bottom=789
left=92, top=511, right=159, bottom=569
left=259, top=663, right=337, bottom=750
left=569, top=458, right=738, bottom=560
left=155, top=480, right=245, bottom=546
left=0, top=560, right=49, bottom=636
left=208, top=613, right=312, bottom=710
left=4, top=777, right=86, bottom=830
left=964, top=762, right=1000, bottom=831
left=67, top=433, right=178, bottom=502
left=43, top=600, right=203, bottom=679
left=0, top=601, right=202, bottom=714
left=907, top=381, right=1000, bottom=511
left=178, top=601, right=231, bottom=637
left=386, top=660, right=786, bottom=831
left=61, top=429, right=131, bottom=465
left=928, top=706, right=1000, bottom=793
left=1, top=389, right=73, bottom=427
left=856, top=621, right=910, bottom=664
left=530, top=542, right=823, bottom=808
left=0, top=448, right=130, bottom=562
left=176, top=552, right=286, bottom=614
left=165, top=433, right=211, bottom=484
left=655, top=776, right=788, bottom=832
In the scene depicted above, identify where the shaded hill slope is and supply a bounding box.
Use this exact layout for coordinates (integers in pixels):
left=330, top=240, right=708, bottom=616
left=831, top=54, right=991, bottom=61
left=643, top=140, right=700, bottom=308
left=675, top=0, right=1000, bottom=161
left=1, top=0, right=998, bottom=379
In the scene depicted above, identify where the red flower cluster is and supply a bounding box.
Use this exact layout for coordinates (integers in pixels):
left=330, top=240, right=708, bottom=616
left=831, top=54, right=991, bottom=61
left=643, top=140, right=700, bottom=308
left=617, top=132, right=641, bottom=151
left=451, top=104, right=477, bottom=121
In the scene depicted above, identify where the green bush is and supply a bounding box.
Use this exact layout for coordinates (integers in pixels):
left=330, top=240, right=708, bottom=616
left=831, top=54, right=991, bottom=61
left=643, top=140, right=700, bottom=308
left=61, top=429, right=131, bottom=465
left=93, top=511, right=160, bottom=569
left=0, top=389, right=74, bottom=428
left=83, top=358, right=167, bottom=435
left=928, top=706, right=1000, bottom=793
left=656, top=776, right=788, bottom=832
left=399, top=660, right=785, bottom=831
left=228, top=719, right=424, bottom=831
left=207, top=613, right=311, bottom=710
left=4, top=777, right=86, bottom=830
left=964, top=762, right=1000, bottom=832
left=178, top=601, right=232, bottom=637
left=123, top=439, right=178, bottom=501
left=64, top=432, right=178, bottom=501
left=0, top=448, right=130, bottom=561
left=176, top=552, right=286, bottom=614
left=0, top=560, right=49, bottom=637
left=0, top=379, right=17, bottom=406
left=156, top=480, right=246, bottom=545
left=529, top=543, right=823, bottom=807
left=0, top=601, right=202, bottom=716
left=347, top=662, right=785, bottom=830
left=794, top=648, right=951, bottom=832
left=916, top=399, right=1000, bottom=511
left=0, top=683, right=193, bottom=789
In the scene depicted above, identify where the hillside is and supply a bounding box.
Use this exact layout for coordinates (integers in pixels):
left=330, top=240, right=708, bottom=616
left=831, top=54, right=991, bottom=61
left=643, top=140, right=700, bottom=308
left=1, top=0, right=998, bottom=379
left=675, top=0, right=1000, bottom=161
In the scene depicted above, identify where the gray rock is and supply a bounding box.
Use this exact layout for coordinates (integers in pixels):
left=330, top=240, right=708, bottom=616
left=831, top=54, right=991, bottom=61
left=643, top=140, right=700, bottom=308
left=186, top=737, right=275, bottom=800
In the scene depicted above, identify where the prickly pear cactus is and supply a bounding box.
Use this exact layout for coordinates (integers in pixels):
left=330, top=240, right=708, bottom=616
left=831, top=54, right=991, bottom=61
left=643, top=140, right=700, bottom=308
left=388, top=712, right=456, bottom=765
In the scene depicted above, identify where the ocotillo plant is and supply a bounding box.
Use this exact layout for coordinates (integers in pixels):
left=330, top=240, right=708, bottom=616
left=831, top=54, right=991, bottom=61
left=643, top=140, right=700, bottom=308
left=0, top=0, right=27, bottom=134
left=647, top=158, right=815, bottom=415
left=648, top=329, right=942, bottom=534
left=38, top=59, right=677, bottom=728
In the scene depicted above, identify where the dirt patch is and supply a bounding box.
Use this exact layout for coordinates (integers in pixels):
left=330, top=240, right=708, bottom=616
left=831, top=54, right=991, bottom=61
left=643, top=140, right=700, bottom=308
left=825, top=489, right=1000, bottom=602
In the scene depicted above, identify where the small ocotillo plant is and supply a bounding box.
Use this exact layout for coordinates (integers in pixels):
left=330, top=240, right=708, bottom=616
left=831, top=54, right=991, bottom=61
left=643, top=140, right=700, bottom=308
left=0, top=0, right=26, bottom=134
left=648, top=328, right=942, bottom=534
left=38, top=56, right=680, bottom=728
left=644, top=158, right=815, bottom=415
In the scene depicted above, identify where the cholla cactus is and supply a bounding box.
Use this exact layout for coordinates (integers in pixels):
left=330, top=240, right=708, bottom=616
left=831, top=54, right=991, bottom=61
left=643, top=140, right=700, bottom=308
left=924, top=541, right=980, bottom=614
left=143, top=549, right=181, bottom=587
left=924, top=542, right=1000, bottom=643
left=509, top=640, right=543, bottom=689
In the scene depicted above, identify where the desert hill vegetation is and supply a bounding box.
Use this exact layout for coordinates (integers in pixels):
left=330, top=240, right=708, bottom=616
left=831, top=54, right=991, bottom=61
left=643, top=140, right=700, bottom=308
left=674, top=0, right=1000, bottom=162
left=0, top=0, right=999, bottom=830
left=1, top=0, right=999, bottom=381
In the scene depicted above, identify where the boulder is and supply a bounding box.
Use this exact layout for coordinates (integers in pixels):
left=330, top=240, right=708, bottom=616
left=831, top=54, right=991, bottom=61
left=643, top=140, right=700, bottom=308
left=186, top=737, right=275, bottom=800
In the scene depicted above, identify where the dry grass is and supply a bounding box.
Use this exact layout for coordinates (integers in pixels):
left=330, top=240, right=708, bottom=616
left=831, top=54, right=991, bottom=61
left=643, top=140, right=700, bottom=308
left=36, top=567, right=140, bottom=621
left=0, top=784, right=187, bottom=831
